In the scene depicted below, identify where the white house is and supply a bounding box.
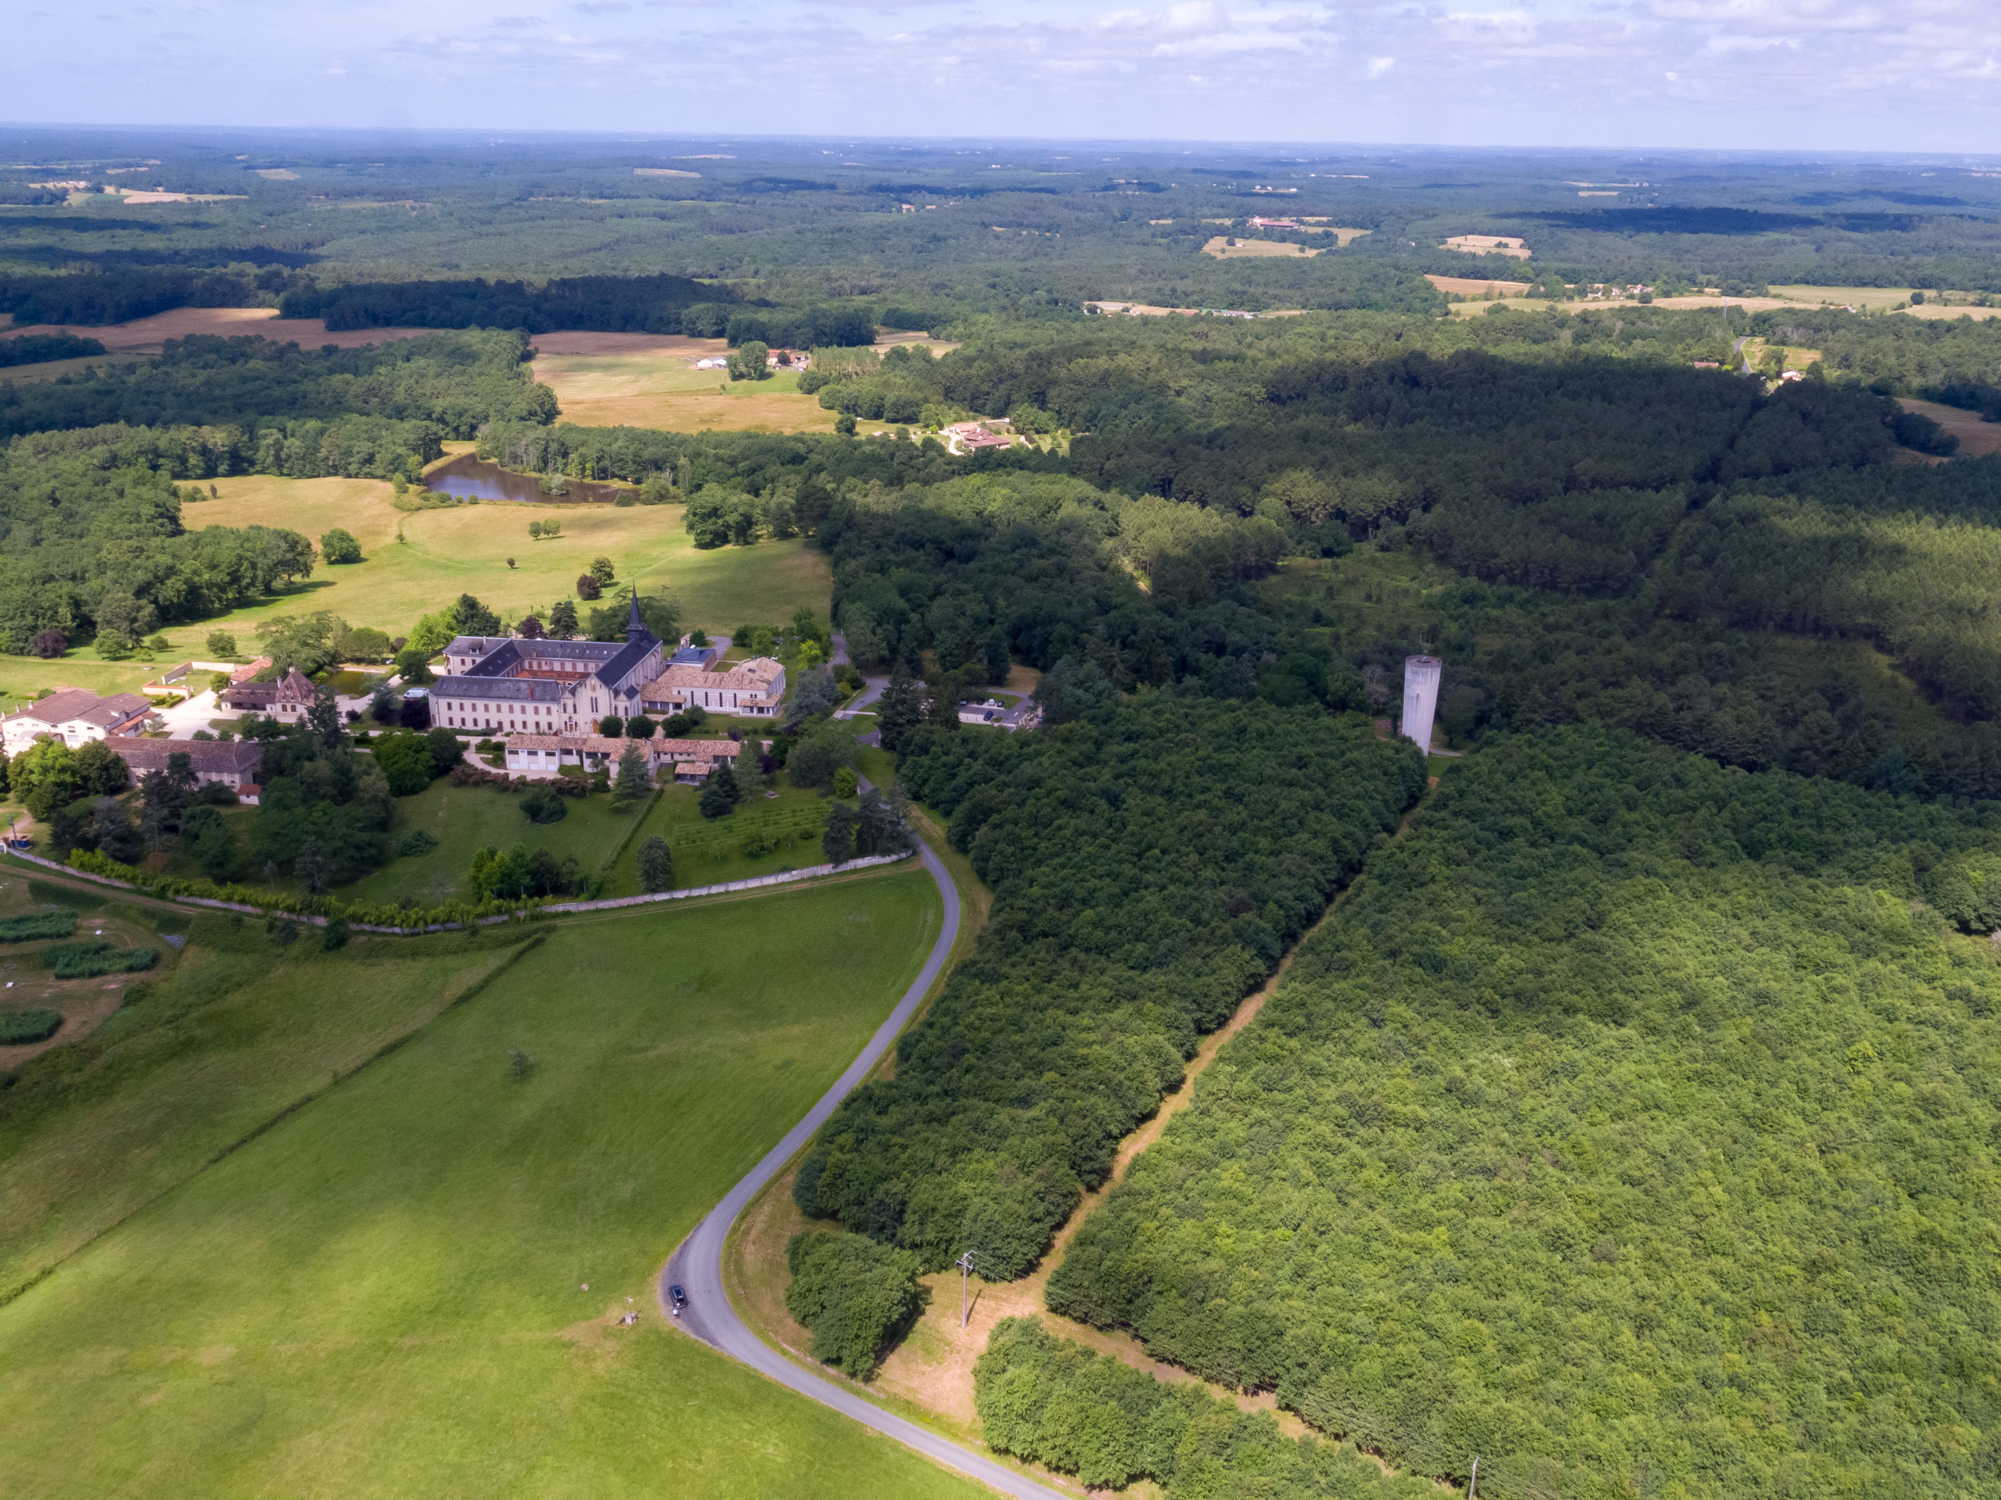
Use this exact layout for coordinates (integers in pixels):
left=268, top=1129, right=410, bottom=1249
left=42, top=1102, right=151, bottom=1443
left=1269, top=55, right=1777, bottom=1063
left=0, top=689, right=155, bottom=755
left=503, top=733, right=751, bottom=783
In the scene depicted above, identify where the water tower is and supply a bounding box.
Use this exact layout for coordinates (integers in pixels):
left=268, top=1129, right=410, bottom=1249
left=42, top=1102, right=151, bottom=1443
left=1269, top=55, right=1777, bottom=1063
left=1400, top=655, right=1441, bottom=755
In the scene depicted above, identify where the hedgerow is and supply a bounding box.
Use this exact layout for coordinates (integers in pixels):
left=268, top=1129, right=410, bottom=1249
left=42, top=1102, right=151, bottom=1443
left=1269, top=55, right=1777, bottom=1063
left=1049, top=727, right=2001, bottom=1499
left=794, top=696, right=1424, bottom=1277
left=62, top=848, right=543, bottom=932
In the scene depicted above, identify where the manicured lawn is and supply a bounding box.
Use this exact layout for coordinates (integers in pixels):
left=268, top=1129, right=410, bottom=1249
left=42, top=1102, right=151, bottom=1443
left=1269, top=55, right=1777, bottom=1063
left=0, top=874, right=977, bottom=1499
left=0, top=473, right=831, bottom=699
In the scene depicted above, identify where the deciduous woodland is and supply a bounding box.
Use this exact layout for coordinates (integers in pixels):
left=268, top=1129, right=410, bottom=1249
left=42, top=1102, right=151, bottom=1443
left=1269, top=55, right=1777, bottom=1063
left=1043, top=728, right=2001, bottom=1499
left=794, top=699, right=1425, bottom=1276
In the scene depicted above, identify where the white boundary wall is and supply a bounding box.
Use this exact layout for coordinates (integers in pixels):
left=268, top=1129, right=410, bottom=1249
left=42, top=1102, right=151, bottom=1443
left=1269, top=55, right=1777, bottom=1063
left=2, top=848, right=915, bottom=936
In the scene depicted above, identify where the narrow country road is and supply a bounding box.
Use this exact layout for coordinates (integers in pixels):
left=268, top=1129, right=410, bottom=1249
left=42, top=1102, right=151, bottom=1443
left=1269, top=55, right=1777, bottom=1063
left=660, top=837, right=1068, bottom=1500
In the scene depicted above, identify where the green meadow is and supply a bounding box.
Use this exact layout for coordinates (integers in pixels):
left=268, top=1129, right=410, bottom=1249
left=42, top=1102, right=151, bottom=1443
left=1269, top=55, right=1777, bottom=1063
left=0, top=871, right=979, bottom=1498
left=0, top=473, right=830, bottom=700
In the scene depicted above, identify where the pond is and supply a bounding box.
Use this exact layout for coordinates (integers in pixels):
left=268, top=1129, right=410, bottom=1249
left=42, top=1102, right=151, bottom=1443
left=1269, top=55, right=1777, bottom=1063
left=423, top=454, right=632, bottom=504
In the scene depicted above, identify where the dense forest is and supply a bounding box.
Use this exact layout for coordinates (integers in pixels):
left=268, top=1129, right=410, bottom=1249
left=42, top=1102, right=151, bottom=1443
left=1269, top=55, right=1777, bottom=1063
left=794, top=698, right=1424, bottom=1276
left=0, top=328, right=551, bottom=440
left=1046, top=728, right=2001, bottom=1500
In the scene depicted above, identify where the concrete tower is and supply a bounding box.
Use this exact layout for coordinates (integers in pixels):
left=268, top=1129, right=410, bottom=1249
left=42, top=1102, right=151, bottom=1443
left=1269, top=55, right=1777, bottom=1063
left=1400, top=655, right=1441, bottom=755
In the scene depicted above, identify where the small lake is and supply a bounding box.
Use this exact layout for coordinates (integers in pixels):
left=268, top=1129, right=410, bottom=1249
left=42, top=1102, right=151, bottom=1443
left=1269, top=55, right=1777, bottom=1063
left=423, top=455, right=632, bottom=504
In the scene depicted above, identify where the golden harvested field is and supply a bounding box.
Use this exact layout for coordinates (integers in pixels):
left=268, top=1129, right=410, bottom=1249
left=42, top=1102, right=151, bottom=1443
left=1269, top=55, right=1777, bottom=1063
left=0, top=475, right=831, bottom=698
left=1298, top=225, right=1371, bottom=245
left=1426, top=273, right=1533, bottom=297
left=1897, top=397, right=2001, bottom=457
left=1201, top=236, right=1321, bottom=258
left=1442, top=234, right=1530, bottom=258
left=529, top=333, right=938, bottom=432
left=253, top=167, right=299, bottom=180
left=1902, top=302, right=2001, bottom=320
left=634, top=167, right=701, bottom=178
left=530, top=349, right=843, bottom=432
left=0, top=306, right=436, bottom=353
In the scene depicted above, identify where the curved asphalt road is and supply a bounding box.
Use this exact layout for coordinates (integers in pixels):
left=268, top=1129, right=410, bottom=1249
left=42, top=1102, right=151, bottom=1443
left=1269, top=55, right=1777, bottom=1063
left=660, top=838, right=1069, bottom=1500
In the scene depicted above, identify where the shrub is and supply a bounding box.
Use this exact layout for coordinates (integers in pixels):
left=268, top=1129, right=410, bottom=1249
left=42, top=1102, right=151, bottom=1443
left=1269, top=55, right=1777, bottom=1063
left=0, top=911, right=78, bottom=942
left=398, top=828, right=439, bottom=857
left=0, top=1009, right=63, bottom=1046
left=784, top=1232, right=925, bottom=1378
left=521, top=785, right=569, bottom=824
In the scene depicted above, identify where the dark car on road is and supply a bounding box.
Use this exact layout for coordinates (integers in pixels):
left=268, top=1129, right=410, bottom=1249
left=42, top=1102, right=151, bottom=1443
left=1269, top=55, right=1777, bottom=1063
left=668, top=1283, right=688, bottom=1316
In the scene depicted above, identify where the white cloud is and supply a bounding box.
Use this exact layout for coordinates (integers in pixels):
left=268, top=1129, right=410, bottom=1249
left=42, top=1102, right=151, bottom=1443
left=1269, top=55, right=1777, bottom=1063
left=1366, top=54, right=1395, bottom=76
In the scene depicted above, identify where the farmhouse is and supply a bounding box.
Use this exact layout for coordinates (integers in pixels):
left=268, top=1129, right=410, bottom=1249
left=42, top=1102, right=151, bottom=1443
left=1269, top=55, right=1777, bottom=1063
left=431, top=594, right=666, bottom=734
left=219, top=667, right=318, bottom=723
left=504, top=733, right=748, bottom=781
left=640, top=654, right=787, bottom=718
left=943, top=419, right=1016, bottom=453
left=0, top=689, right=155, bottom=755
left=100, top=735, right=264, bottom=802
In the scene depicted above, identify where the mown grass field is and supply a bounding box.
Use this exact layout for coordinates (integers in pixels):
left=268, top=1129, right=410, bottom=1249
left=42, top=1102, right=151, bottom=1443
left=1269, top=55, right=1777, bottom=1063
left=0, top=873, right=979, bottom=1499
left=1897, top=395, right=2001, bottom=456
left=0, top=474, right=830, bottom=698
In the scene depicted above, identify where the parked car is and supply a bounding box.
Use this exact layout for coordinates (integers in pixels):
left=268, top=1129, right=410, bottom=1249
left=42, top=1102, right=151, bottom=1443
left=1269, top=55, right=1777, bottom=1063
left=668, top=1283, right=688, bottom=1317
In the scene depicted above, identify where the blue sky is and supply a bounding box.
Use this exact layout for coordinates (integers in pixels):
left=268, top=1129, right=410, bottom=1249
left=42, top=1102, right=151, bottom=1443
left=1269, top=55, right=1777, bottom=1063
left=6, top=0, right=1998, bottom=153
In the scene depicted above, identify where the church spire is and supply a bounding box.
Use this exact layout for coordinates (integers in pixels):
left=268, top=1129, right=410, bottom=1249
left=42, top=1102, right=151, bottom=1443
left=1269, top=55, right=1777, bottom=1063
left=625, top=584, right=648, bottom=643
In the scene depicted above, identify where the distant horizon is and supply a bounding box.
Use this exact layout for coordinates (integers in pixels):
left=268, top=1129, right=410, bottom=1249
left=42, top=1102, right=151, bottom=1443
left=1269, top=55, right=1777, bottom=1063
left=4, top=117, right=1999, bottom=169
left=4, top=0, right=1996, bottom=157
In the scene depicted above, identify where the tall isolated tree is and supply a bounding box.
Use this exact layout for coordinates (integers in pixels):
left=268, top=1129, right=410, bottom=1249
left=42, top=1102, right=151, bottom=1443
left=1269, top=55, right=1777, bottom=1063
left=638, top=835, right=673, bottom=892
left=613, top=742, right=652, bottom=805
left=320, top=528, right=363, bottom=565
left=547, top=599, right=580, bottom=639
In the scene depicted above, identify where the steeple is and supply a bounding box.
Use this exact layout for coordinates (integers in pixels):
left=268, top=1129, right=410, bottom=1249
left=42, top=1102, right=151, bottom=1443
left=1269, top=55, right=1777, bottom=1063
left=625, top=584, right=649, bottom=644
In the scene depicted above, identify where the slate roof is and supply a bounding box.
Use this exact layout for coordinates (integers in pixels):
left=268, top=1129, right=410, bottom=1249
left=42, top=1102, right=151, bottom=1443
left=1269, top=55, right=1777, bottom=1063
left=102, top=735, right=262, bottom=777
left=433, top=674, right=563, bottom=703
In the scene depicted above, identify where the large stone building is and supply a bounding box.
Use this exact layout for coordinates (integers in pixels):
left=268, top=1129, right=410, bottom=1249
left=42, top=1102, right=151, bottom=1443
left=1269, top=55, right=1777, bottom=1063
left=639, top=652, right=786, bottom=718
left=101, top=735, right=264, bottom=802
left=431, top=594, right=667, bottom=735
left=0, top=689, right=155, bottom=755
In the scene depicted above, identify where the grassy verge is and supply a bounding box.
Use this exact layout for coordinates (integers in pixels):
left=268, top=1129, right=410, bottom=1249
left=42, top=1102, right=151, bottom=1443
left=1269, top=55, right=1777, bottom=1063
left=0, top=873, right=986, bottom=1498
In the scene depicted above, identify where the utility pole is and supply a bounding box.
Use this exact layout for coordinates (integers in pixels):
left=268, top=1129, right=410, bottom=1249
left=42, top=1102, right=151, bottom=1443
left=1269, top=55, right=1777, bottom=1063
left=1466, top=1455, right=1479, bottom=1500
left=955, top=1249, right=976, bottom=1328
